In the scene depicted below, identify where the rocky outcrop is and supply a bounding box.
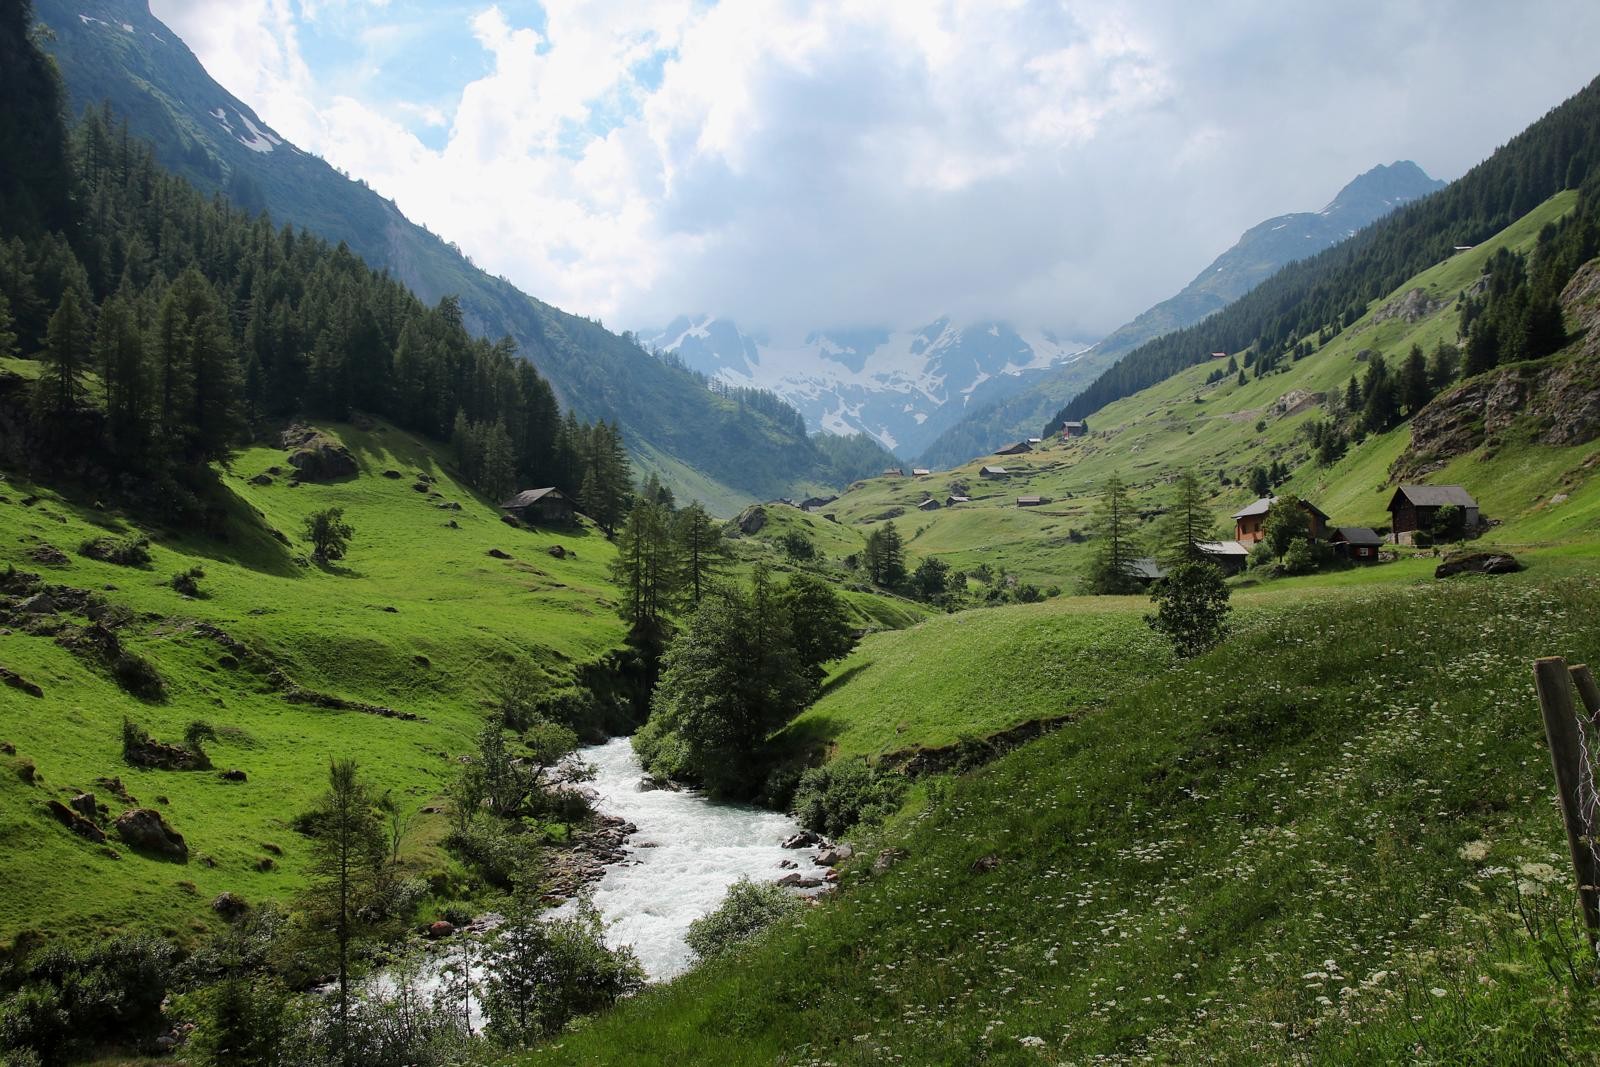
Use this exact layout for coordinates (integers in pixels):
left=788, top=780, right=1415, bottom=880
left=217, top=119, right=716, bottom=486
left=46, top=799, right=106, bottom=843
left=281, top=425, right=358, bottom=482
left=543, top=814, right=637, bottom=900
left=114, top=807, right=188, bottom=860
left=1, top=665, right=43, bottom=697
left=1372, top=287, right=1447, bottom=325
left=1395, top=258, right=1600, bottom=480
left=736, top=505, right=767, bottom=535
left=1436, top=551, right=1522, bottom=579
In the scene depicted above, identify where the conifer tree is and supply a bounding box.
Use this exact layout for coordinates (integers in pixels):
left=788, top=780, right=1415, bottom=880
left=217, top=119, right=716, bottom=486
left=1159, top=470, right=1216, bottom=567
left=95, top=294, right=151, bottom=460
left=1085, top=473, right=1138, bottom=594
left=674, top=501, right=730, bottom=606
left=1399, top=343, right=1433, bottom=413
left=33, top=289, right=91, bottom=423
left=610, top=500, right=680, bottom=636
left=0, top=291, right=17, bottom=358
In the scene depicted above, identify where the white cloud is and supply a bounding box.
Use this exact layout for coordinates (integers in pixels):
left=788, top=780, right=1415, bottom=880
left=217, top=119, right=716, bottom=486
left=150, top=0, right=1600, bottom=340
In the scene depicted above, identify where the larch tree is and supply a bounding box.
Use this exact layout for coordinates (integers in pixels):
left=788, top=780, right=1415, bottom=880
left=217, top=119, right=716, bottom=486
left=674, top=501, right=730, bottom=606
left=1085, top=472, right=1139, bottom=594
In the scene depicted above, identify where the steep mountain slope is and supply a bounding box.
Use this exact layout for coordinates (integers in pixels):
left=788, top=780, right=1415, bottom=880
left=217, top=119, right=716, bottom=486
left=35, top=0, right=853, bottom=511
left=646, top=316, right=1089, bottom=458
left=916, top=162, right=1446, bottom=468
left=1044, top=75, right=1600, bottom=439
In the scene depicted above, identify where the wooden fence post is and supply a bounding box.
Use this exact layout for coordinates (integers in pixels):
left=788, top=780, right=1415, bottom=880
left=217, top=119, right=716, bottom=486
left=1571, top=664, right=1600, bottom=723
left=1533, top=656, right=1600, bottom=946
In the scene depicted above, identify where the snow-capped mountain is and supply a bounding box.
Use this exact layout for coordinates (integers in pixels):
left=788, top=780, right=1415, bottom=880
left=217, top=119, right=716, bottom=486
left=644, top=316, right=1091, bottom=458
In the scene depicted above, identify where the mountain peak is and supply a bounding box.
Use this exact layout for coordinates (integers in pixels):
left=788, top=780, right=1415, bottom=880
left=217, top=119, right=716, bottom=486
left=1321, top=160, right=1445, bottom=219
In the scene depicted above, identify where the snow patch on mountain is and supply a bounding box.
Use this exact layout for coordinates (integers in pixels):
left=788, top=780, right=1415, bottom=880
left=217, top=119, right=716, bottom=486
left=646, top=315, right=1090, bottom=458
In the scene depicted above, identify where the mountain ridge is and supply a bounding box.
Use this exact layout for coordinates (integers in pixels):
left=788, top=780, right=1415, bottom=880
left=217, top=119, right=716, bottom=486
left=912, top=160, right=1446, bottom=467
left=36, top=0, right=866, bottom=512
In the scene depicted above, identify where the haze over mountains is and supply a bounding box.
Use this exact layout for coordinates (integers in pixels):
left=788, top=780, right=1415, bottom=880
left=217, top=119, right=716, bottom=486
left=648, top=162, right=1443, bottom=463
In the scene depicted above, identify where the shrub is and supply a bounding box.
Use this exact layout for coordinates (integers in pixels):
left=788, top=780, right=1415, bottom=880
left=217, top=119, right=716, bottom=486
left=111, top=653, right=164, bottom=700
left=791, top=759, right=907, bottom=838
left=302, top=507, right=354, bottom=561
left=685, top=877, right=803, bottom=962
left=0, top=934, right=178, bottom=1065
left=443, top=821, right=542, bottom=889
left=78, top=536, right=151, bottom=567
left=781, top=531, right=817, bottom=561
left=170, top=566, right=205, bottom=597
left=1145, top=561, right=1232, bottom=657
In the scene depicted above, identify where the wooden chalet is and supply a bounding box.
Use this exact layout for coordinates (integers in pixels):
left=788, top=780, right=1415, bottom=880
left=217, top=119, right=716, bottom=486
left=917, top=498, right=940, bottom=511
left=1027, top=437, right=1043, bottom=445
left=1060, top=421, right=1087, bottom=438
left=1231, top=496, right=1328, bottom=544
left=883, top=467, right=905, bottom=477
left=500, top=487, right=574, bottom=525
left=979, top=465, right=1009, bottom=480
left=1017, top=495, right=1043, bottom=507
left=945, top=494, right=971, bottom=506
left=1387, top=485, right=1479, bottom=543
left=1331, top=526, right=1384, bottom=561
left=912, top=468, right=932, bottom=477
left=994, top=440, right=1033, bottom=456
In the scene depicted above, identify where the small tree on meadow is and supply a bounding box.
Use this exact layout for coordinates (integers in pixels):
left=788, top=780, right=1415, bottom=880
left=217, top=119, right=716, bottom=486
left=1261, top=496, right=1311, bottom=561
left=303, top=506, right=354, bottom=561
left=1145, top=561, right=1231, bottom=657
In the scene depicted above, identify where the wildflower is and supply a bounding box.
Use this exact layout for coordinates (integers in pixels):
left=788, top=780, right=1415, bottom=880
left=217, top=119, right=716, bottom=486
left=1018, top=1036, right=1045, bottom=1048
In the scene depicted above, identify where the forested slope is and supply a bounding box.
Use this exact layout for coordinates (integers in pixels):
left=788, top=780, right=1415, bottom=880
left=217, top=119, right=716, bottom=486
left=34, top=0, right=868, bottom=510
left=1046, top=74, right=1600, bottom=435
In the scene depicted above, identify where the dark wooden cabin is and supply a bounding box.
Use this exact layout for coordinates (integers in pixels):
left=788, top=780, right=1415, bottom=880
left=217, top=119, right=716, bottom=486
left=1331, top=526, right=1384, bottom=561
left=1387, top=485, right=1479, bottom=543
left=501, top=487, right=574, bottom=525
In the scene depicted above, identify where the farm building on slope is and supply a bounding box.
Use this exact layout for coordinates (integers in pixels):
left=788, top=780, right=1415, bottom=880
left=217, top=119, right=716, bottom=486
left=980, top=466, right=1009, bottom=480
left=501, top=487, right=574, bottom=525
left=1330, top=527, right=1384, bottom=561
left=994, top=440, right=1033, bottom=456
left=1387, top=485, right=1479, bottom=543
left=1232, top=496, right=1329, bottom=544
left=1060, top=421, right=1087, bottom=438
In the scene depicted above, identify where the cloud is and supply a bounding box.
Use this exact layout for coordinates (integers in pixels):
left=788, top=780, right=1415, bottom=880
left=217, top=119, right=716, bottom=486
left=149, top=0, right=1600, bottom=340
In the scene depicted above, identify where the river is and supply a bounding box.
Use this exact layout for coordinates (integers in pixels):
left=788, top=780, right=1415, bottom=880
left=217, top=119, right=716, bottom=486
left=569, top=736, right=819, bottom=979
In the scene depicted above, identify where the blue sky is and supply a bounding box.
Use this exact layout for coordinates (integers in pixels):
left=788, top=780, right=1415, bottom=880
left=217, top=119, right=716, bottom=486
left=150, top=1, right=1600, bottom=341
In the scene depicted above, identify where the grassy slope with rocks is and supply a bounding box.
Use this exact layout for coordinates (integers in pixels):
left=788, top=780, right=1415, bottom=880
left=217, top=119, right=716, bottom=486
left=519, top=571, right=1600, bottom=1065
left=0, top=419, right=632, bottom=946
left=813, top=191, right=1598, bottom=588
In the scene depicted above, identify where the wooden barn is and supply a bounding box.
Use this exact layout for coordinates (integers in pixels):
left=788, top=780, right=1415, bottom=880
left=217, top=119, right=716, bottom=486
left=1060, top=421, right=1087, bottom=438
left=912, top=468, right=932, bottom=477
left=1196, top=539, right=1251, bottom=575
left=1387, top=485, right=1479, bottom=543
left=994, top=440, right=1033, bottom=456
left=979, top=465, right=1009, bottom=480
left=501, top=487, right=574, bottom=525
left=883, top=467, right=905, bottom=477
left=1017, top=495, right=1043, bottom=507
left=1231, top=496, right=1328, bottom=544
left=945, top=494, right=971, bottom=506
left=1331, top=526, right=1384, bottom=561
left=917, top=498, right=940, bottom=511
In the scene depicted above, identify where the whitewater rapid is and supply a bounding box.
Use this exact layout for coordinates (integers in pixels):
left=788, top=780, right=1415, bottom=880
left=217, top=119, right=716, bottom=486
left=570, top=736, right=818, bottom=980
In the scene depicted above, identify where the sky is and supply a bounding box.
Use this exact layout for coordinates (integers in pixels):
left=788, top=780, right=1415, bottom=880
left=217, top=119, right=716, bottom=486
left=147, top=0, right=1600, bottom=342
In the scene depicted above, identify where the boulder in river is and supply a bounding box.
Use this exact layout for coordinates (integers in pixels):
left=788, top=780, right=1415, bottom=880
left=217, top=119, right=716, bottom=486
left=781, top=829, right=824, bottom=850
left=777, top=872, right=824, bottom=888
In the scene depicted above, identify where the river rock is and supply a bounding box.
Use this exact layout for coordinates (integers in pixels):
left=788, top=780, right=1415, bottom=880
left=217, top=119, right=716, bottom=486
left=781, top=829, right=824, bottom=850
left=815, top=843, right=854, bottom=866
left=426, top=920, right=456, bottom=940
left=777, top=872, right=824, bottom=888
left=777, top=858, right=798, bottom=869
left=114, top=807, right=187, bottom=860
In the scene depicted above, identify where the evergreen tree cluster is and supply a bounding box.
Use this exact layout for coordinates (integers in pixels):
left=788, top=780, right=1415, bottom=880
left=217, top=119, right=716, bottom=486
left=1045, top=75, right=1600, bottom=437
left=0, top=73, right=610, bottom=511
left=608, top=493, right=733, bottom=637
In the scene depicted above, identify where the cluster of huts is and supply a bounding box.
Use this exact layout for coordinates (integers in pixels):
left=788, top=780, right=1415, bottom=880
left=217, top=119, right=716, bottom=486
left=1132, top=484, right=1480, bottom=582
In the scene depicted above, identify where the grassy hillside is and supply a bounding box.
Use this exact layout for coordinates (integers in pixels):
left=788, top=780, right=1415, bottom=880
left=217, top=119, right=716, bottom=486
left=0, top=419, right=629, bottom=946
left=518, top=571, right=1600, bottom=1064
left=811, top=191, right=1596, bottom=588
